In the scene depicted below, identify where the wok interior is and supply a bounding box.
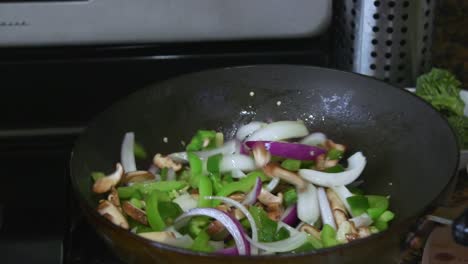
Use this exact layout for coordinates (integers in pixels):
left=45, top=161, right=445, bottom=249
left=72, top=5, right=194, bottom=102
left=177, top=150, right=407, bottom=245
left=71, top=65, right=458, bottom=230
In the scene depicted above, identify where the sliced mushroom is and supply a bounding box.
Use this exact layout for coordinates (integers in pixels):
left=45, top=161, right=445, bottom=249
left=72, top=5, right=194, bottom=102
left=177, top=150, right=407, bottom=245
left=252, top=143, right=271, bottom=167
left=326, top=188, right=349, bottom=228
left=324, top=139, right=346, bottom=152
left=228, top=193, right=246, bottom=203
left=97, top=200, right=129, bottom=229
left=122, top=201, right=148, bottom=225
left=138, top=231, right=176, bottom=242
left=93, top=163, right=124, bottom=194
left=153, top=154, right=182, bottom=172
left=123, top=170, right=155, bottom=185
left=206, top=220, right=229, bottom=241
left=215, top=204, right=230, bottom=213
left=263, top=163, right=307, bottom=191
left=232, top=208, right=246, bottom=220
left=258, top=188, right=283, bottom=205
left=266, top=202, right=284, bottom=221
left=107, top=187, right=121, bottom=210
left=298, top=223, right=321, bottom=240
left=315, top=154, right=326, bottom=170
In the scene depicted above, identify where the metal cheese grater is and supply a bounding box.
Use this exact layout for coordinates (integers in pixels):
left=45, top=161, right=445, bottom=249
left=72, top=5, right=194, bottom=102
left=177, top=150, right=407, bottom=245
left=333, top=0, right=436, bottom=87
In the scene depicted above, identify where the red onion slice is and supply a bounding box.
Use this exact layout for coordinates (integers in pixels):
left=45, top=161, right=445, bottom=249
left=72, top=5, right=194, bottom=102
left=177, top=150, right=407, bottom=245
left=242, top=177, right=262, bottom=205
left=216, top=247, right=238, bottom=256
left=121, top=132, right=137, bottom=172
left=317, top=187, right=336, bottom=230
left=299, top=152, right=367, bottom=187
left=244, top=141, right=326, bottom=161
left=280, top=204, right=299, bottom=226
left=174, top=208, right=250, bottom=255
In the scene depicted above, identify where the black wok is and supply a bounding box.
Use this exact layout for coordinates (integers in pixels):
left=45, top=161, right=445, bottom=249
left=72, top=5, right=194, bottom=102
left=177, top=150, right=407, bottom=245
left=70, top=65, right=460, bottom=263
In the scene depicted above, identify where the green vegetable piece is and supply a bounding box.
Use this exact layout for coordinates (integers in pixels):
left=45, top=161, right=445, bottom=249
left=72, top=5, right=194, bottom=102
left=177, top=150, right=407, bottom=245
left=188, top=152, right=203, bottom=188
left=160, top=167, right=168, bottom=181
left=188, top=216, right=210, bottom=238
left=145, top=190, right=166, bottom=231
left=191, top=231, right=214, bottom=253
left=91, top=171, right=106, bottom=182
left=300, top=160, right=316, bottom=169
left=366, top=195, right=389, bottom=220
left=135, top=181, right=188, bottom=195
left=249, top=206, right=278, bottom=242
left=129, top=198, right=143, bottom=209
left=347, top=186, right=364, bottom=195
left=117, top=186, right=137, bottom=199
left=198, top=175, right=213, bottom=208
left=373, top=220, right=388, bottom=231
left=158, top=201, right=183, bottom=225
left=321, top=224, right=339, bottom=247
left=178, top=169, right=191, bottom=182
left=136, top=225, right=154, bottom=234
left=214, top=172, right=264, bottom=206
left=187, top=130, right=217, bottom=151
left=246, top=170, right=269, bottom=181
left=281, top=159, right=301, bottom=171
left=347, top=195, right=370, bottom=217
left=283, top=188, right=298, bottom=207
left=291, top=235, right=323, bottom=253
left=133, top=141, right=147, bottom=160
left=207, top=154, right=223, bottom=174
left=324, top=164, right=345, bottom=173
left=378, top=210, right=395, bottom=222
left=416, top=68, right=464, bottom=117
left=240, top=217, right=251, bottom=230
left=327, top=149, right=344, bottom=160
left=274, top=227, right=290, bottom=241
left=209, top=173, right=224, bottom=194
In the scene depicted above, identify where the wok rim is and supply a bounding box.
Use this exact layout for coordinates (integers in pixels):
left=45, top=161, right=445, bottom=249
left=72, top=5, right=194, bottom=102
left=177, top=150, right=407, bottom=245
left=69, top=64, right=460, bottom=259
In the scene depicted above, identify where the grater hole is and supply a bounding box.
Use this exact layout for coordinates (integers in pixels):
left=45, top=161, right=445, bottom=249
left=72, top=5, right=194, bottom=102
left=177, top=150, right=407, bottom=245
left=403, top=1, right=410, bottom=7
left=400, top=39, right=407, bottom=46
left=384, top=65, right=391, bottom=71
left=401, top=26, right=408, bottom=33
left=386, top=40, right=393, bottom=46
left=388, top=14, right=395, bottom=20
left=424, top=22, right=429, bottom=29
left=350, top=34, right=355, bottom=40
left=388, top=1, right=396, bottom=8
left=373, top=26, right=380, bottom=32
left=370, top=64, right=377, bottom=70
left=426, top=0, right=431, bottom=3
left=385, top=53, right=392, bottom=59
left=349, top=59, right=353, bottom=65
left=372, top=39, right=378, bottom=45
left=374, top=1, right=381, bottom=7
left=373, top=13, right=380, bottom=19
left=423, top=35, right=428, bottom=42
left=353, top=0, right=357, bottom=2
left=387, top=27, right=394, bottom=33
left=425, top=10, right=431, bottom=17
left=422, top=47, right=427, bottom=54
left=398, top=64, right=405, bottom=71
left=351, top=21, right=356, bottom=28
left=400, top=52, right=406, bottom=58
left=371, top=51, right=378, bottom=57
left=402, top=14, right=409, bottom=20
left=421, top=60, right=426, bottom=66
left=343, top=5, right=347, bottom=12
left=351, top=9, right=356, bottom=16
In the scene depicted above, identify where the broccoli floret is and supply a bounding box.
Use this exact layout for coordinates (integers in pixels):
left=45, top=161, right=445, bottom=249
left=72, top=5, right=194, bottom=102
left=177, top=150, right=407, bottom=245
left=416, top=68, right=464, bottom=116
left=447, top=115, right=465, bottom=147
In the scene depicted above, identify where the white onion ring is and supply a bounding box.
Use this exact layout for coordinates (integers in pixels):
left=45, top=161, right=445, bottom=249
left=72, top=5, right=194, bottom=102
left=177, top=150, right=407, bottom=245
left=220, top=154, right=256, bottom=173
left=246, top=121, right=308, bottom=141
left=297, top=183, right=320, bottom=225
left=236, top=122, right=266, bottom=141
left=121, top=132, right=137, bottom=172
left=300, top=132, right=327, bottom=146
left=317, top=187, right=336, bottom=230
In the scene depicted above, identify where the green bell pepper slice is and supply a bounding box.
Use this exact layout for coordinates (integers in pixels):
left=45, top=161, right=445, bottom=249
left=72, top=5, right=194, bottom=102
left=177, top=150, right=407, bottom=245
left=129, top=198, right=144, bottom=209
left=91, top=171, right=105, bottom=182
left=117, top=181, right=187, bottom=199
left=207, top=153, right=223, bottom=174
left=187, top=130, right=217, bottom=151
left=249, top=206, right=278, bottom=242
left=327, top=149, right=344, bottom=160
left=133, top=141, right=147, bottom=160
left=191, top=230, right=214, bottom=253
left=346, top=195, right=370, bottom=216
left=324, top=164, right=345, bottom=173
left=158, top=201, right=183, bottom=225
left=321, top=224, right=339, bottom=247
left=366, top=195, right=389, bottom=220
left=198, top=175, right=213, bottom=208
left=283, top=188, right=298, bottom=207
left=188, top=152, right=203, bottom=188
left=145, top=190, right=166, bottom=231
left=281, top=159, right=301, bottom=171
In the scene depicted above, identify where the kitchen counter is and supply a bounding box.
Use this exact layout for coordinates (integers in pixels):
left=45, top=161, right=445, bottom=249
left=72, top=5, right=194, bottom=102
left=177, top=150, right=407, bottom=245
left=432, top=0, right=468, bottom=87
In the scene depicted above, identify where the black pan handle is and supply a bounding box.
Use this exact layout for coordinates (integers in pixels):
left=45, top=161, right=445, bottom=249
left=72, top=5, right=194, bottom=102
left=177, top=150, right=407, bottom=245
left=452, top=208, right=468, bottom=246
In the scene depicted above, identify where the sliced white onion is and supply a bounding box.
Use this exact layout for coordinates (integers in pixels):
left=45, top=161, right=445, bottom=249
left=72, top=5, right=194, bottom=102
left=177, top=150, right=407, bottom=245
left=206, top=196, right=259, bottom=255
left=277, top=222, right=300, bottom=236
left=242, top=177, right=262, bottom=205
left=148, top=164, right=159, bottom=175
left=220, top=154, right=256, bottom=173
left=197, top=140, right=240, bottom=159
left=236, top=122, right=266, bottom=141
left=173, top=193, right=198, bottom=212
left=164, top=226, right=184, bottom=238
left=246, top=121, right=309, bottom=142
left=166, top=168, right=176, bottom=181
left=299, top=152, right=367, bottom=187
left=174, top=208, right=250, bottom=255
left=331, top=186, right=353, bottom=215
left=231, top=169, right=247, bottom=178
left=297, top=183, right=320, bottom=225
left=265, top=177, right=280, bottom=192
left=121, top=132, right=137, bottom=172
left=245, top=232, right=308, bottom=252
left=300, top=132, right=327, bottom=146
left=168, top=152, right=188, bottom=163
left=317, top=187, right=336, bottom=230
left=350, top=213, right=373, bottom=228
